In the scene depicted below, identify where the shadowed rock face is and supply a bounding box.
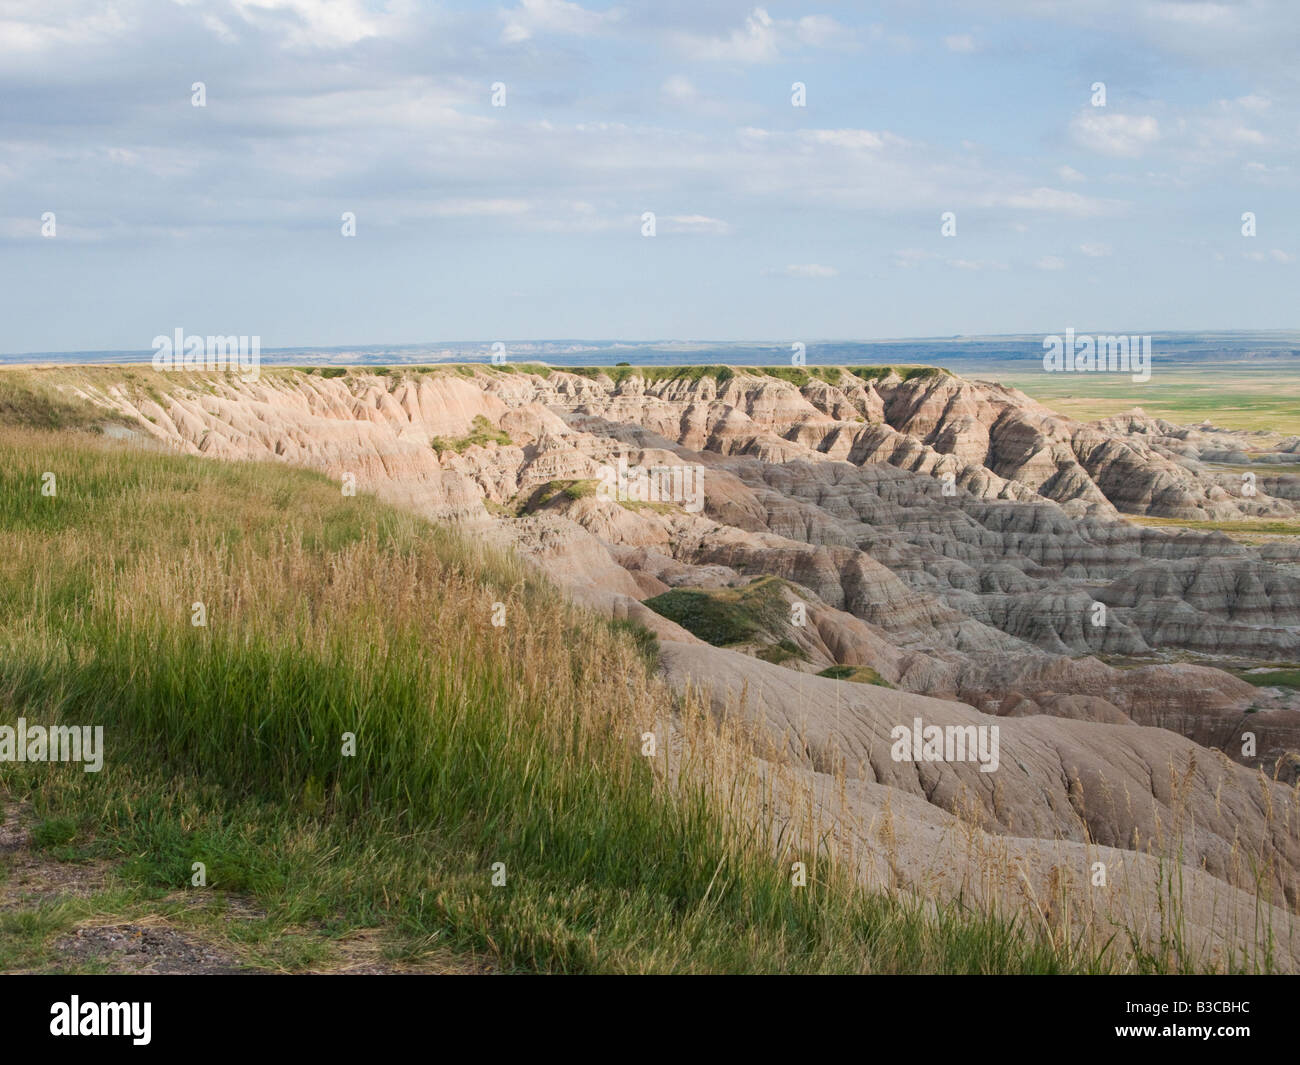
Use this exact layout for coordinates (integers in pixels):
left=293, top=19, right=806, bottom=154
left=72, top=364, right=1300, bottom=959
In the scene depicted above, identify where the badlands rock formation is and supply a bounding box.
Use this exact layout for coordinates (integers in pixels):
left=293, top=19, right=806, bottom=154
left=61, top=363, right=1300, bottom=967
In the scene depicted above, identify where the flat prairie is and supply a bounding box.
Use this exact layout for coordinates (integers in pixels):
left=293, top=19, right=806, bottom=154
left=1002, top=363, right=1300, bottom=435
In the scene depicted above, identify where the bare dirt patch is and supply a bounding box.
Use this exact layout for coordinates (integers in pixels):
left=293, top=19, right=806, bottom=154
left=52, top=923, right=248, bottom=974
left=0, top=801, right=112, bottom=913
left=1, top=802, right=492, bottom=974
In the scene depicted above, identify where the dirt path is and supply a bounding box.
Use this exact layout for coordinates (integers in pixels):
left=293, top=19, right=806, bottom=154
left=0, top=802, right=491, bottom=975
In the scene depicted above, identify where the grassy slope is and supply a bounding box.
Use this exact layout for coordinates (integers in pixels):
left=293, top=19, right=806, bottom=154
left=643, top=578, right=792, bottom=647
left=0, top=424, right=1109, bottom=974
left=817, top=665, right=894, bottom=688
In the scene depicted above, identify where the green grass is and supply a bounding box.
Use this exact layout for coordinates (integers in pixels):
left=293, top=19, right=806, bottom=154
left=522, top=478, right=682, bottom=516
left=1239, top=669, right=1300, bottom=690
left=1000, top=366, right=1300, bottom=436
left=489, top=362, right=553, bottom=378
left=29, top=817, right=78, bottom=849
left=755, top=638, right=806, bottom=665
left=847, top=365, right=948, bottom=383
left=0, top=424, right=1127, bottom=973
left=816, top=665, right=894, bottom=688
left=1130, top=516, right=1300, bottom=536
left=607, top=618, right=661, bottom=672
left=558, top=364, right=946, bottom=390
left=525, top=479, right=596, bottom=511
left=0, top=374, right=118, bottom=432
left=565, top=365, right=736, bottom=387
left=0, top=901, right=91, bottom=971
left=643, top=577, right=791, bottom=648
left=430, top=414, right=512, bottom=454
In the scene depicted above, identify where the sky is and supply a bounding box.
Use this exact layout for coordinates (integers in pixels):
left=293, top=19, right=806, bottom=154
left=1, top=0, right=1297, bottom=354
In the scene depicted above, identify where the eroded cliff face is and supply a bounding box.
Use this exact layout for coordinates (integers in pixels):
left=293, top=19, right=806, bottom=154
left=61, top=363, right=1300, bottom=964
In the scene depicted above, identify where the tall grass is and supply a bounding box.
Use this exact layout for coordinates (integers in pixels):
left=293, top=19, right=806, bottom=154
left=0, top=426, right=1105, bottom=972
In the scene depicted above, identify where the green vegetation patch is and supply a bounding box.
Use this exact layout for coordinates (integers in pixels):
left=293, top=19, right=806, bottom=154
left=1130, top=516, right=1300, bottom=537
left=755, top=638, right=805, bottom=665
left=558, top=365, right=947, bottom=390
left=566, top=365, right=736, bottom=387
left=522, top=479, right=597, bottom=512
left=1240, top=669, right=1300, bottom=690
left=490, top=362, right=552, bottom=378
left=1000, top=366, right=1300, bottom=436
left=431, top=414, right=512, bottom=454
left=607, top=618, right=661, bottom=672
left=0, top=373, right=119, bottom=432
left=847, top=365, right=949, bottom=384
left=643, top=577, right=790, bottom=648
left=817, top=665, right=894, bottom=688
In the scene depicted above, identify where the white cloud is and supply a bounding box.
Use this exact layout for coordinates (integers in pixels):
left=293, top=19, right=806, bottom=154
left=661, top=75, right=697, bottom=105
left=998, top=186, right=1124, bottom=217
left=1035, top=255, right=1067, bottom=270
left=674, top=6, right=779, bottom=62
left=501, top=0, right=619, bottom=44
left=800, top=128, right=894, bottom=150
left=779, top=263, right=837, bottom=278
left=943, top=33, right=976, bottom=53
left=892, top=249, right=935, bottom=268
left=428, top=198, right=532, bottom=217
left=1079, top=242, right=1112, bottom=257
left=795, top=15, right=843, bottom=47
left=230, top=0, right=395, bottom=49
left=1161, top=91, right=1290, bottom=164
left=1244, top=249, right=1295, bottom=264
left=1058, top=165, right=1086, bottom=183
left=672, top=7, right=851, bottom=63
left=1231, top=94, right=1271, bottom=112
left=1229, top=126, right=1266, bottom=145
left=1070, top=111, right=1161, bottom=157
left=1243, top=161, right=1290, bottom=181
left=658, top=74, right=737, bottom=119
left=972, top=0, right=1296, bottom=76
left=664, top=214, right=731, bottom=235
left=0, top=2, right=129, bottom=55
left=200, top=14, right=239, bottom=43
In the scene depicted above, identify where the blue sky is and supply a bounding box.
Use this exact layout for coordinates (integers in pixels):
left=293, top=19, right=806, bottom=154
left=1, top=0, right=1297, bottom=354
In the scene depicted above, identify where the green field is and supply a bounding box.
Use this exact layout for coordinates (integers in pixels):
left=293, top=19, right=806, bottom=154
left=997, top=364, right=1300, bottom=436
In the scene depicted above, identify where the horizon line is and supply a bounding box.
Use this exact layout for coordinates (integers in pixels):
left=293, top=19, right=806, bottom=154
left=5, top=326, right=1300, bottom=361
